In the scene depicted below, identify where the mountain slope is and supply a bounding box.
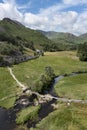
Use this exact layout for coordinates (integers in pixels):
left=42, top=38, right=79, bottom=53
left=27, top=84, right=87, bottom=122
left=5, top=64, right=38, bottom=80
left=40, top=30, right=87, bottom=45
left=79, top=33, right=87, bottom=42
left=0, top=18, right=53, bottom=66
left=0, top=18, right=52, bottom=49
left=39, top=31, right=81, bottom=50
left=39, top=31, right=80, bottom=44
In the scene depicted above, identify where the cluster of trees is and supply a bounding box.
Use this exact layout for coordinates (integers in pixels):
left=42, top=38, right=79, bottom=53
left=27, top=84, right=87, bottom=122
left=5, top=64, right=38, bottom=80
left=41, top=42, right=77, bottom=52
left=0, top=33, right=36, bottom=66
left=34, top=66, right=55, bottom=93
left=0, top=33, right=35, bottom=51
left=0, top=42, right=22, bottom=56
left=77, top=42, right=87, bottom=61
left=0, top=55, right=10, bottom=66
left=42, top=43, right=60, bottom=52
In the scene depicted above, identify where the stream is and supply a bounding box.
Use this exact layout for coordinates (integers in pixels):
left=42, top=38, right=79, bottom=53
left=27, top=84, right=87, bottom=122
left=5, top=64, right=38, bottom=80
left=44, top=72, right=77, bottom=97
left=0, top=71, right=87, bottom=130
left=0, top=107, right=16, bottom=130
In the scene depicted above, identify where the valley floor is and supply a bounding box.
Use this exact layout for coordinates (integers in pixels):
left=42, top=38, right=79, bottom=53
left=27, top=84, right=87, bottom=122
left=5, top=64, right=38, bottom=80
left=0, top=51, right=87, bottom=130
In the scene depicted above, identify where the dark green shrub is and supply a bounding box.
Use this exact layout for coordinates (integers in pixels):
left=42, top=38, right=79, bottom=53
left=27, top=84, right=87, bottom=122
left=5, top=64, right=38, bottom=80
left=34, top=66, right=55, bottom=93
left=77, top=42, right=87, bottom=61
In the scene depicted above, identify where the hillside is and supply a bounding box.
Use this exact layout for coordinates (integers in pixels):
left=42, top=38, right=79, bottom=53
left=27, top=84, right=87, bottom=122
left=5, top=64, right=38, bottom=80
left=39, top=31, right=80, bottom=44
left=0, top=18, right=52, bottom=49
left=39, top=30, right=87, bottom=51
left=79, top=33, right=87, bottom=41
left=39, top=31, right=80, bottom=50
left=40, top=30, right=87, bottom=44
left=0, top=18, right=53, bottom=66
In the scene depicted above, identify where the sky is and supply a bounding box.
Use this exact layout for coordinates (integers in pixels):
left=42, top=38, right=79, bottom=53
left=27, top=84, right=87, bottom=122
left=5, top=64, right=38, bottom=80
left=0, top=0, right=87, bottom=35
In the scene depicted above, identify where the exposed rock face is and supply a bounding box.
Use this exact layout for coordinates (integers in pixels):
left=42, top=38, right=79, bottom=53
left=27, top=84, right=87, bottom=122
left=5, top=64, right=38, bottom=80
left=0, top=55, right=38, bottom=67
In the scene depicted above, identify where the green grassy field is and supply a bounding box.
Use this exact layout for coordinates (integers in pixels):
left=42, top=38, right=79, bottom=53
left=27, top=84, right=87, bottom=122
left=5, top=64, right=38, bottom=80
left=0, top=51, right=87, bottom=107
left=0, top=67, right=21, bottom=108
left=13, top=51, right=87, bottom=130
left=12, top=51, right=87, bottom=91
left=55, top=73, right=87, bottom=100
left=30, top=102, right=87, bottom=130
left=0, top=51, right=87, bottom=130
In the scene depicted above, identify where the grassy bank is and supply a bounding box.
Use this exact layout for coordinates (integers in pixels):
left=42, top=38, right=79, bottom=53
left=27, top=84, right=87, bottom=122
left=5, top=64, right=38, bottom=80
left=16, top=105, right=40, bottom=125
left=55, top=73, right=87, bottom=100
left=30, top=102, right=87, bottom=130
left=0, top=67, right=21, bottom=108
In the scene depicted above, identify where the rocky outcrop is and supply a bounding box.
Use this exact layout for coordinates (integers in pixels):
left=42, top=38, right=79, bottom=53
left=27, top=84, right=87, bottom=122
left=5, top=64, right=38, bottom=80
left=0, top=55, right=39, bottom=67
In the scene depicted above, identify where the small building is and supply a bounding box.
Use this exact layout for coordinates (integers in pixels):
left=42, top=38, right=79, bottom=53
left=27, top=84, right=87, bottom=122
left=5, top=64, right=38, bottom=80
left=34, top=49, right=44, bottom=56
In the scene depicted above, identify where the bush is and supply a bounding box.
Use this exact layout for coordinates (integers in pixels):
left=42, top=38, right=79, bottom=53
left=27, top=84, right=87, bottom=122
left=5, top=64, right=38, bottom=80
left=77, top=42, right=87, bottom=61
left=34, top=79, right=43, bottom=93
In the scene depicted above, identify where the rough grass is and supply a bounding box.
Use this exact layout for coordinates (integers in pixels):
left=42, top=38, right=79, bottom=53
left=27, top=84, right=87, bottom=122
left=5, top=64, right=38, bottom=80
left=16, top=105, right=40, bottom=125
left=55, top=73, right=87, bottom=100
left=30, top=103, right=87, bottom=130
left=0, top=97, right=16, bottom=109
left=0, top=51, right=87, bottom=108
left=0, top=51, right=87, bottom=129
left=0, top=67, right=21, bottom=108
left=12, top=51, right=87, bottom=90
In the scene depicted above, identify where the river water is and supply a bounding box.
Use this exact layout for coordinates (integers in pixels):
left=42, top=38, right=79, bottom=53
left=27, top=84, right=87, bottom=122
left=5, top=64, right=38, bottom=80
left=0, top=71, right=86, bottom=130
left=0, top=107, right=16, bottom=130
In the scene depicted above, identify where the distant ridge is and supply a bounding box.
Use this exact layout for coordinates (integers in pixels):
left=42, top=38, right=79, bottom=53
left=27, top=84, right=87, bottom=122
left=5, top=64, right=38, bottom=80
left=39, top=30, right=87, bottom=45
left=79, top=33, right=87, bottom=41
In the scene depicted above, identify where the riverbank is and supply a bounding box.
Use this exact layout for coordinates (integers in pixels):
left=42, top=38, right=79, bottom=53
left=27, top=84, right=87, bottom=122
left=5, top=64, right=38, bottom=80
left=0, top=70, right=87, bottom=130
left=0, top=51, right=87, bottom=130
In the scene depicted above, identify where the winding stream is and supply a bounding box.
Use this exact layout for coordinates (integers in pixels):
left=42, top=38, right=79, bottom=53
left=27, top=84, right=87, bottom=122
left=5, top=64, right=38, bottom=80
left=0, top=71, right=87, bottom=130
left=45, top=72, right=77, bottom=97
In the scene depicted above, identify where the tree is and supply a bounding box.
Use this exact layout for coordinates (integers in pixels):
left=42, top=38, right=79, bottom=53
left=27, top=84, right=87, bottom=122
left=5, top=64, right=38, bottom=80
left=45, top=66, right=55, bottom=78
left=34, top=66, right=55, bottom=93
left=77, top=42, right=87, bottom=61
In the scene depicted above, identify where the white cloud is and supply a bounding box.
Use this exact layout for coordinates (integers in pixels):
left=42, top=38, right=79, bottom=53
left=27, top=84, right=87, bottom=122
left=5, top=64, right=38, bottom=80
left=72, top=11, right=87, bottom=34
left=23, top=4, right=78, bottom=33
left=0, top=0, right=87, bottom=35
left=0, top=1, right=23, bottom=21
left=22, top=1, right=87, bottom=35
left=24, top=13, right=49, bottom=30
